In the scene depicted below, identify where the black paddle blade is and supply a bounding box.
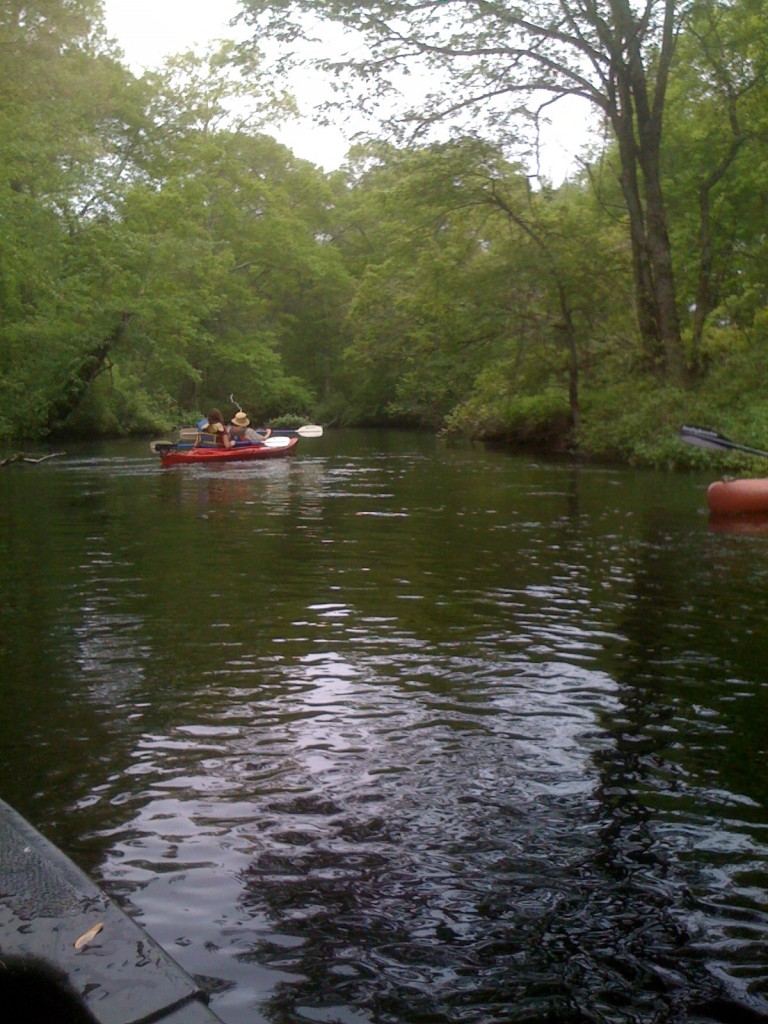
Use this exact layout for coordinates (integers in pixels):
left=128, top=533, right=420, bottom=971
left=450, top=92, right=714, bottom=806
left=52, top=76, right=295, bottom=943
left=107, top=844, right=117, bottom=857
left=149, top=441, right=177, bottom=455
left=679, top=425, right=734, bottom=451
left=679, top=425, right=768, bottom=459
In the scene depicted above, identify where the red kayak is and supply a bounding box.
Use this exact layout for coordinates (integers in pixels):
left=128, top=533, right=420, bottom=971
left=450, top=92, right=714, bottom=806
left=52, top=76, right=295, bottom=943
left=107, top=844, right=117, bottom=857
left=151, top=436, right=298, bottom=467
left=707, top=478, right=768, bottom=516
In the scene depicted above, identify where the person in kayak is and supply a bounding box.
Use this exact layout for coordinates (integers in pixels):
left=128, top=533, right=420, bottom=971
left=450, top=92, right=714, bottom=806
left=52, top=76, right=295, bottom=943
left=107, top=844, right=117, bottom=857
left=229, top=410, right=261, bottom=443
left=194, top=408, right=233, bottom=449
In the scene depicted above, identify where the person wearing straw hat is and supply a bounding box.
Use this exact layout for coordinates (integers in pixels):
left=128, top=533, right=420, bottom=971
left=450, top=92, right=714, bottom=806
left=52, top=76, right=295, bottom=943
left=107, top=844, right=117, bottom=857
left=229, top=410, right=260, bottom=443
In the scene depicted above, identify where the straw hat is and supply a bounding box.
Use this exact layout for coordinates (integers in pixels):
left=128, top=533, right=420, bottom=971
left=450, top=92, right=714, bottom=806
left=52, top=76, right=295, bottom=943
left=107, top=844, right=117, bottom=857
left=232, top=411, right=250, bottom=427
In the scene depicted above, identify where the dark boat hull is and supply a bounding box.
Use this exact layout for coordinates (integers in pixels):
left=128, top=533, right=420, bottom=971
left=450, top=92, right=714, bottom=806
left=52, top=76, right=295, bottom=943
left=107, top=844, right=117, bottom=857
left=0, top=799, right=222, bottom=1023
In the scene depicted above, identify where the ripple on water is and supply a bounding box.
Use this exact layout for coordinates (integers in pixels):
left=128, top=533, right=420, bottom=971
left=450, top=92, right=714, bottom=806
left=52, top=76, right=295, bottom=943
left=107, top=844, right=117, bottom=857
left=83, top=644, right=764, bottom=1022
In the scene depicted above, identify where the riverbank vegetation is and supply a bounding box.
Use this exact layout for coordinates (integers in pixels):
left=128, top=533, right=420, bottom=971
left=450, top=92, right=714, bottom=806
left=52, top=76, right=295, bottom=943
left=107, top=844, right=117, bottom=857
left=2, top=0, right=767, bottom=467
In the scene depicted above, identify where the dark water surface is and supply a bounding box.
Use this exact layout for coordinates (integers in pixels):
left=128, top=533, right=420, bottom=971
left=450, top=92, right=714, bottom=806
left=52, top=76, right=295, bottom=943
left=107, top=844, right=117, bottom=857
left=1, top=430, right=768, bottom=1024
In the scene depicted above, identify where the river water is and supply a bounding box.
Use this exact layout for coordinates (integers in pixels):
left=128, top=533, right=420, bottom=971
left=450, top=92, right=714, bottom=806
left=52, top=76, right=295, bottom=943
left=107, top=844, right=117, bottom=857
left=1, top=430, right=767, bottom=1024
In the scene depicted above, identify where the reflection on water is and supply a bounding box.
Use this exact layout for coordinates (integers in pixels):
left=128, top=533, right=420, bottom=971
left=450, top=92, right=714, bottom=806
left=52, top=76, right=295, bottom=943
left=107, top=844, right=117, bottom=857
left=1, top=434, right=768, bottom=1024
left=708, top=512, right=768, bottom=536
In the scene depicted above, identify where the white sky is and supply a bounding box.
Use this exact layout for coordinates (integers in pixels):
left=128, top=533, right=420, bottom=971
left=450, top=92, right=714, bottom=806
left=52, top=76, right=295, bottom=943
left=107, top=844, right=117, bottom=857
left=101, top=0, right=589, bottom=179
left=102, top=0, right=355, bottom=169
left=102, top=0, right=239, bottom=70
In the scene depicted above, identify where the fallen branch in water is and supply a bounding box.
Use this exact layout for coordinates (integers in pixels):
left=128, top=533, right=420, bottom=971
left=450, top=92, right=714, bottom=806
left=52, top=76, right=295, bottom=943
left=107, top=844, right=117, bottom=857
left=0, top=451, right=65, bottom=466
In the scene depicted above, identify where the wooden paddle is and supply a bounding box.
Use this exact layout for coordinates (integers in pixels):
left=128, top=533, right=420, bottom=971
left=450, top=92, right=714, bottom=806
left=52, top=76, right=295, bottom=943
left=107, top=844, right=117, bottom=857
left=270, top=424, right=324, bottom=438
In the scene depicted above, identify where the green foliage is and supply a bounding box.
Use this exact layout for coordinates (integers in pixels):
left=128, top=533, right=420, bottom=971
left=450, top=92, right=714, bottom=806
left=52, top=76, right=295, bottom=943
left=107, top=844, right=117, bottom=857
left=575, top=341, right=768, bottom=470
left=0, top=9, right=348, bottom=439
left=575, top=377, right=692, bottom=466
left=60, top=368, right=179, bottom=436
left=270, top=412, right=313, bottom=429
left=444, top=368, right=572, bottom=443
left=334, top=139, right=632, bottom=435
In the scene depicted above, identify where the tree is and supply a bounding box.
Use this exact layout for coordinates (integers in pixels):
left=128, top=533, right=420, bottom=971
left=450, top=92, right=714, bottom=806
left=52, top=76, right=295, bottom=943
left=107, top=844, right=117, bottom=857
left=0, top=15, right=348, bottom=438
left=237, top=0, right=697, bottom=375
left=334, top=141, right=518, bottom=426
left=0, top=0, right=152, bottom=435
left=330, top=139, right=629, bottom=436
left=108, top=47, right=351, bottom=421
left=662, top=0, right=768, bottom=372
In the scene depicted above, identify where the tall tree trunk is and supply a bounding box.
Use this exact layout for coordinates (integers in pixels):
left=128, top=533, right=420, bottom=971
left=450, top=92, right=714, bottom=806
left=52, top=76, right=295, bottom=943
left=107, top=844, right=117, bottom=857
left=613, top=112, right=665, bottom=368
left=607, top=0, right=682, bottom=376
left=641, top=146, right=682, bottom=375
